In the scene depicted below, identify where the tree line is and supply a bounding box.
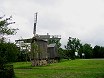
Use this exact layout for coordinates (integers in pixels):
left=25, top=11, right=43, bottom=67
left=59, top=37, right=104, bottom=60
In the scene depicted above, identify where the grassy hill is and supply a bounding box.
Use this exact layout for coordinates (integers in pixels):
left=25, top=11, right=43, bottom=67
left=13, top=59, right=104, bottom=78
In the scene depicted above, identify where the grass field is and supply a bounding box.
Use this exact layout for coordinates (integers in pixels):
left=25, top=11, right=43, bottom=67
left=13, top=59, right=104, bottom=78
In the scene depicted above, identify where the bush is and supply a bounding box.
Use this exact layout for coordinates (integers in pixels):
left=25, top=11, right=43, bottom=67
left=0, top=65, right=15, bottom=78
left=0, top=43, right=19, bottom=63
left=0, top=43, right=19, bottom=78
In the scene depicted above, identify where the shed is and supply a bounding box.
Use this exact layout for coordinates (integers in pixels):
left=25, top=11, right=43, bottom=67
left=47, top=43, right=58, bottom=59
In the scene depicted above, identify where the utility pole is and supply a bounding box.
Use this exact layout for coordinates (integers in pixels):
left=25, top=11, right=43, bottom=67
left=33, top=12, right=38, bottom=37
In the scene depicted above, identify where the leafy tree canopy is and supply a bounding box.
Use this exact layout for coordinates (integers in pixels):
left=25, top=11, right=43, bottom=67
left=48, top=37, right=61, bottom=48
left=0, top=15, right=18, bottom=37
left=82, top=43, right=93, bottom=58
left=0, top=15, right=18, bottom=69
left=65, top=37, right=81, bottom=59
left=0, top=15, right=18, bottom=43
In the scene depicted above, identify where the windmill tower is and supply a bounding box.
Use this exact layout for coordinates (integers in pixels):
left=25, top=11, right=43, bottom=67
left=33, top=12, right=37, bottom=37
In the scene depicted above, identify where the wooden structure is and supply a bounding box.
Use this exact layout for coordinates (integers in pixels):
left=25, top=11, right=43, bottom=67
left=15, top=13, right=61, bottom=66
left=15, top=37, right=48, bottom=66
left=15, top=36, right=60, bottom=65
left=47, top=43, right=59, bottom=63
left=47, top=43, right=58, bottom=59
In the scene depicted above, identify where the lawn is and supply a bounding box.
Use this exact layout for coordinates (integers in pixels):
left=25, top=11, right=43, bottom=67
left=13, top=59, right=104, bottom=78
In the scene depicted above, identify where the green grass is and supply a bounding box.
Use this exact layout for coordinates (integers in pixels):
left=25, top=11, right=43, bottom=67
left=13, top=59, right=104, bottom=78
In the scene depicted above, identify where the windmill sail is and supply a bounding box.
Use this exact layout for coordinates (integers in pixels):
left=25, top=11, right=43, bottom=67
left=33, top=13, right=37, bottom=37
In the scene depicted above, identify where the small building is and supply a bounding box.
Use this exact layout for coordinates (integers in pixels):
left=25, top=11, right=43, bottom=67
left=47, top=43, right=59, bottom=63
left=47, top=43, right=58, bottom=59
left=15, top=37, right=60, bottom=65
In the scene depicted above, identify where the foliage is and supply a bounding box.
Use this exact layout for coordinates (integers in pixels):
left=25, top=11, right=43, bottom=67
left=0, top=15, right=18, bottom=72
left=0, top=16, right=17, bottom=36
left=78, top=44, right=83, bottom=58
left=78, top=43, right=93, bottom=59
left=99, top=47, right=104, bottom=58
left=64, top=36, right=104, bottom=59
left=17, top=50, right=30, bottom=62
left=48, top=37, right=61, bottom=48
left=31, top=41, right=39, bottom=58
left=13, top=59, right=104, bottom=78
left=0, top=15, right=18, bottom=43
left=0, top=65, right=15, bottom=78
left=93, top=45, right=104, bottom=58
left=58, top=48, right=70, bottom=60
left=0, top=43, right=18, bottom=78
left=65, top=37, right=81, bottom=59
left=79, top=44, right=104, bottom=59
left=30, top=40, right=42, bottom=66
left=0, top=43, right=19, bottom=63
left=82, top=43, right=93, bottom=58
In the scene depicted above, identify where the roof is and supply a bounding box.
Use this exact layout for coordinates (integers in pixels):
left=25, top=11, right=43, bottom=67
left=47, top=43, right=56, bottom=47
left=15, top=37, right=47, bottom=43
left=35, top=35, right=61, bottom=40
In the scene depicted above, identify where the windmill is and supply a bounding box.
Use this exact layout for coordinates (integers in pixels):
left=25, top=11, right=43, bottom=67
left=15, top=13, right=61, bottom=66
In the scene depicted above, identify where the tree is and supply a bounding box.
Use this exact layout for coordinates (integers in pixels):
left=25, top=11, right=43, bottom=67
left=0, top=15, right=17, bottom=69
left=0, top=43, right=19, bottom=63
left=99, top=47, right=104, bottom=58
left=48, top=37, right=61, bottom=48
left=83, top=44, right=93, bottom=58
left=58, top=48, right=70, bottom=60
left=0, top=15, right=17, bottom=42
left=93, top=45, right=100, bottom=58
left=93, top=45, right=104, bottom=58
left=78, top=44, right=83, bottom=58
left=65, top=37, right=81, bottom=59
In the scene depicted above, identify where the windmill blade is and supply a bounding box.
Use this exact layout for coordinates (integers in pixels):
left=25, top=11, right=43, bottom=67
left=33, top=12, right=38, bottom=37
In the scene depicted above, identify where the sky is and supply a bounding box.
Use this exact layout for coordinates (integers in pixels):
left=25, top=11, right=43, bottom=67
left=0, top=0, right=104, bottom=47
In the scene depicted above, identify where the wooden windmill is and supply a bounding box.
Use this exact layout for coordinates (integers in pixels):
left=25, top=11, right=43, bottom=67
left=15, top=13, right=61, bottom=66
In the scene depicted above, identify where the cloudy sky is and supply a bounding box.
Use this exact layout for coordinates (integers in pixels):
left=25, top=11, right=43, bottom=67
left=0, top=0, right=104, bottom=47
